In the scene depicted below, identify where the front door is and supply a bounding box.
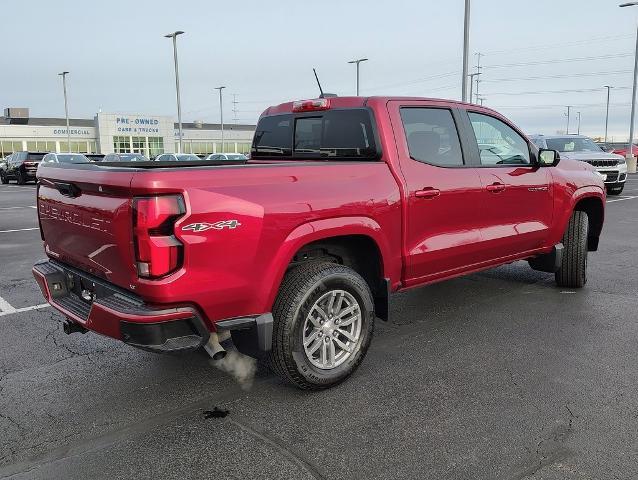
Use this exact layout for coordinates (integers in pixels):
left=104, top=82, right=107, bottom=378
left=388, top=101, right=485, bottom=285
left=463, top=110, right=553, bottom=259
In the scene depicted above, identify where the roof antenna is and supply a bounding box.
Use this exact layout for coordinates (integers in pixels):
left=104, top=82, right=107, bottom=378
left=313, top=68, right=337, bottom=98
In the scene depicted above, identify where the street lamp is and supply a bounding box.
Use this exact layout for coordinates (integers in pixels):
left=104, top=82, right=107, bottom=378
left=461, top=0, right=471, bottom=102
left=347, top=58, right=368, bottom=96
left=58, top=72, right=70, bottom=152
left=215, top=86, right=226, bottom=153
left=620, top=2, right=638, bottom=172
left=604, top=85, right=613, bottom=144
left=164, top=31, right=185, bottom=154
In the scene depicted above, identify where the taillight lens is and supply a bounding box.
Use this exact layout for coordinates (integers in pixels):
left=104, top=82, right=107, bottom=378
left=292, top=98, right=330, bottom=112
left=133, top=195, right=186, bottom=278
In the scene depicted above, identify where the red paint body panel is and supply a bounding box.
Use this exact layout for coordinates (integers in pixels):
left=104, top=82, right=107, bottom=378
left=35, top=96, right=606, bottom=341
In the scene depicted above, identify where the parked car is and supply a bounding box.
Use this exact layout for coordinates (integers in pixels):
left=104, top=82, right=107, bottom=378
left=33, top=96, right=605, bottom=390
left=1, top=151, right=46, bottom=184
left=84, top=153, right=105, bottom=162
left=155, top=153, right=203, bottom=162
left=608, top=143, right=638, bottom=158
left=41, top=153, right=90, bottom=164
left=103, top=153, right=149, bottom=162
left=205, top=153, right=248, bottom=161
left=529, top=134, right=627, bottom=195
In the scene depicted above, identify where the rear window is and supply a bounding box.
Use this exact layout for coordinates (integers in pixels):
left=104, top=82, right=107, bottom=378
left=252, top=109, right=378, bottom=160
left=27, top=153, right=45, bottom=162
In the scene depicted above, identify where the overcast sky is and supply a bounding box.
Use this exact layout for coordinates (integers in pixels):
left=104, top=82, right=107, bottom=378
left=2, top=0, right=637, bottom=140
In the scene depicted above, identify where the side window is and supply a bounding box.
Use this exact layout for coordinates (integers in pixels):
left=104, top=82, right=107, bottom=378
left=399, top=108, right=464, bottom=167
left=42, top=154, right=54, bottom=163
left=468, top=112, right=530, bottom=166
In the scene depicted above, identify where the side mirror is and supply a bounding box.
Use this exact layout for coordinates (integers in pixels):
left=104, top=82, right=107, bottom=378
left=538, top=149, right=559, bottom=167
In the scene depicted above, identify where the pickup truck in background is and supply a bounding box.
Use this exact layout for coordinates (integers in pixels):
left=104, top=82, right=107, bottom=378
left=33, top=96, right=605, bottom=389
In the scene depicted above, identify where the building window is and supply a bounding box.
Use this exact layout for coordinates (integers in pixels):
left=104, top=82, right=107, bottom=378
left=223, top=142, right=237, bottom=153
left=190, top=142, right=213, bottom=155
left=60, top=141, right=89, bottom=153
left=237, top=142, right=251, bottom=154
left=114, top=136, right=131, bottom=153
left=131, top=136, right=147, bottom=156
left=148, top=137, right=164, bottom=159
left=0, top=140, right=24, bottom=156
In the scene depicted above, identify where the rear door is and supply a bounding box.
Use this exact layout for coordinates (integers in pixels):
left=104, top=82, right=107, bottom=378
left=388, top=101, right=485, bottom=285
left=461, top=109, right=553, bottom=258
left=37, top=164, right=137, bottom=289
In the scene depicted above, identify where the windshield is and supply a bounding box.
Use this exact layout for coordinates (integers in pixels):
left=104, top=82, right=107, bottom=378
left=176, top=154, right=201, bottom=161
left=118, top=154, right=148, bottom=161
left=57, top=154, right=89, bottom=163
left=545, top=137, right=602, bottom=153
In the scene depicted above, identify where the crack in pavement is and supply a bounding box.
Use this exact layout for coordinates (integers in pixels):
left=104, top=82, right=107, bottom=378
left=507, top=404, right=577, bottom=479
left=226, top=416, right=326, bottom=480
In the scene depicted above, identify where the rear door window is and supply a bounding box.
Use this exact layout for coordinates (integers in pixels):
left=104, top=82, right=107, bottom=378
left=400, top=108, right=464, bottom=166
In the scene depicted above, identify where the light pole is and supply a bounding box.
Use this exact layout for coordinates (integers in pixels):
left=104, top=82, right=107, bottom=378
left=604, top=85, right=613, bottom=144
left=215, top=86, right=226, bottom=153
left=461, top=0, right=471, bottom=102
left=347, top=58, right=368, bottom=96
left=577, top=111, right=581, bottom=135
left=164, top=31, right=185, bottom=154
left=58, top=72, right=70, bottom=151
left=620, top=2, right=638, bottom=172
left=565, top=105, right=572, bottom=134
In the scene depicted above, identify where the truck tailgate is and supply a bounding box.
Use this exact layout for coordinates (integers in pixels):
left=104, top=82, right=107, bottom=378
left=37, top=165, right=136, bottom=290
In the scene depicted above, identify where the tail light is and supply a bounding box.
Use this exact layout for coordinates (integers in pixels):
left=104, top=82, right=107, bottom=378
left=133, top=195, right=186, bottom=279
left=292, top=98, right=330, bottom=112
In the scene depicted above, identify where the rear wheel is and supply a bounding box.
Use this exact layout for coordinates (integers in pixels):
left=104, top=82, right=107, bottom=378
left=555, top=211, right=589, bottom=288
left=270, top=261, right=375, bottom=390
left=16, top=170, right=26, bottom=185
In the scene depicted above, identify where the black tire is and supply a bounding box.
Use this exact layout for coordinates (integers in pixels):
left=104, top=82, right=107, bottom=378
left=555, top=211, right=589, bottom=288
left=16, top=170, right=26, bottom=185
left=0, top=171, right=8, bottom=184
left=607, top=185, right=624, bottom=196
left=270, top=261, right=375, bottom=390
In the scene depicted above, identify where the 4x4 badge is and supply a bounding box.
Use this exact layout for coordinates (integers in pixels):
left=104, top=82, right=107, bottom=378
left=182, top=220, right=241, bottom=232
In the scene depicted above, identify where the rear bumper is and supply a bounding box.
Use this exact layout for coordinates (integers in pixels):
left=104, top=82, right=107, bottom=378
left=32, top=259, right=210, bottom=353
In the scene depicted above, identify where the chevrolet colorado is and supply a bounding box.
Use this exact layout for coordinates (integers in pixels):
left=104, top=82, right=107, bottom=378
left=33, top=96, right=605, bottom=389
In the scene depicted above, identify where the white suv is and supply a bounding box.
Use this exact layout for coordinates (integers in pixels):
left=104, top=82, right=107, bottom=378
left=529, top=134, right=627, bottom=195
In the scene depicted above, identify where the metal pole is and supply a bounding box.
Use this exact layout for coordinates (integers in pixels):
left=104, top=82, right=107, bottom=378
left=577, top=112, right=581, bottom=135
left=461, top=0, right=471, bottom=102
left=215, top=86, right=226, bottom=152
left=165, top=31, right=184, bottom=154
left=604, top=86, right=612, bottom=144
left=348, top=58, right=368, bottom=96
left=628, top=21, right=638, bottom=161
left=58, top=72, right=70, bottom=151
left=469, top=75, right=474, bottom=105
left=475, top=52, right=482, bottom=104
left=566, top=106, right=571, bottom=134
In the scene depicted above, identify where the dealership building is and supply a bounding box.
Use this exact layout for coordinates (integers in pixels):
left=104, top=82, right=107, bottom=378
left=0, top=108, right=256, bottom=158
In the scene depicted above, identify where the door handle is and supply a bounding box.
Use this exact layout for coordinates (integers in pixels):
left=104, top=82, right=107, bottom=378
left=415, top=187, right=441, bottom=199
left=486, top=182, right=506, bottom=193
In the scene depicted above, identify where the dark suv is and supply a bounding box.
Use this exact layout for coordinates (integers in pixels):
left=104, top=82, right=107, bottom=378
left=1, top=151, right=47, bottom=184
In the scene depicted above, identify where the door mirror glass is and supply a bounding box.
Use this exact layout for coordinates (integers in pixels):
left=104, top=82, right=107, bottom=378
left=538, top=149, right=559, bottom=166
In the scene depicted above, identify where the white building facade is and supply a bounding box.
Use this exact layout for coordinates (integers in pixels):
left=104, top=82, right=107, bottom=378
left=0, top=108, right=255, bottom=158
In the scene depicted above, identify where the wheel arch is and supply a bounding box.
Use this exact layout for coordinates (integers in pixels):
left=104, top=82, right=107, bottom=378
left=262, top=217, right=395, bottom=320
left=571, top=191, right=605, bottom=251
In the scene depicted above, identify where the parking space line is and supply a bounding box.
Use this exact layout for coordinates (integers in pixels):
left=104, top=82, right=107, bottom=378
left=0, top=303, right=50, bottom=317
left=0, top=296, right=17, bottom=314
left=0, top=205, right=36, bottom=210
left=0, top=227, right=39, bottom=233
left=607, top=195, right=638, bottom=203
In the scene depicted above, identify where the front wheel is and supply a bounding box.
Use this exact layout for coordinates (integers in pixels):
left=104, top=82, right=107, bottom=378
left=555, top=211, right=589, bottom=288
left=270, top=261, right=375, bottom=390
left=16, top=170, right=26, bottom=185
left=0, top=171, right=8, bottom=184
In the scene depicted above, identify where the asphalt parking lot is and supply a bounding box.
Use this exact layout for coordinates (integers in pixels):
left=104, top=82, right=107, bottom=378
left=1, top=178, right=637, bottom=480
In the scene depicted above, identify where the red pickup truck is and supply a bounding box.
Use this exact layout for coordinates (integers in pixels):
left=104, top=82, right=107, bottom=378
left=33, top=96, right=605, bottom=389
